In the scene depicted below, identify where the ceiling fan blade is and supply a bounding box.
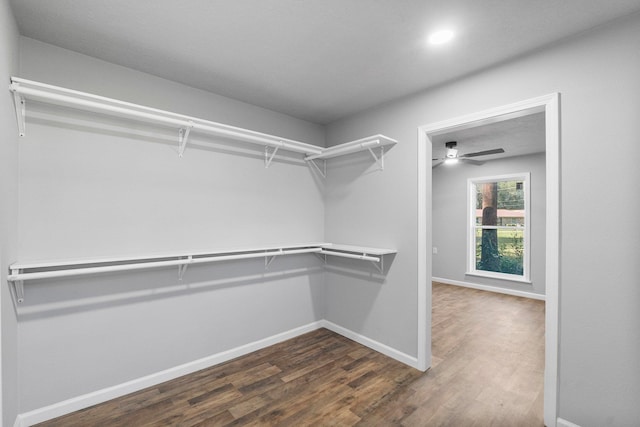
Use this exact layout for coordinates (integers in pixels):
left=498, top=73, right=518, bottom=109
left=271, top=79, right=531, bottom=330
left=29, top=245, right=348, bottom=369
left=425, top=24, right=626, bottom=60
left=460, top=158, right=485, bottom=166
left=432, top=161, right=444, bottom=169
left=460, top=148, right=505, bottom=158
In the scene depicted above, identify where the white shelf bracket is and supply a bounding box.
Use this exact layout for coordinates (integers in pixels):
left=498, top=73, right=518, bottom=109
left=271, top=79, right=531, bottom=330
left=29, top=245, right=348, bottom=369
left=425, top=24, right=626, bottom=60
left=178, top=256, right=192, bottom=280
left=265, top=144, right=280, bottom=168
left=178, top=122, right=194, bottom=158
left=10, top=83, right=26, bottom=137
left=313, top=252, right=327, bottom=264
left=265, top=249, right=282, bottom=269
left=265, top=256, right=275, bottom=269
left=371, top=254, right=384, bottom=274
left=14, top=281, right=24, bottom=304
left=366, top=146, right=385, bottom=171
left=11, top=268, right=24, bottom=303
left=307, top=159, right=326, bottom=178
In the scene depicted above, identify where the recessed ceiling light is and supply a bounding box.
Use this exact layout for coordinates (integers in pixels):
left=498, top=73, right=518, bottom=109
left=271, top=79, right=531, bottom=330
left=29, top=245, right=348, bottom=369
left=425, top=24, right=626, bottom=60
left=428, top=29, right=455, bottom=45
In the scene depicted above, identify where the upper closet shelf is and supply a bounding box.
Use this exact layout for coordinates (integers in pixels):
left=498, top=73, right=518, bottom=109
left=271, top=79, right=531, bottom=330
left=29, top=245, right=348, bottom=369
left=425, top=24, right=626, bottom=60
left=9, top=77, right=321, bottom=161
left=305, top=135, right=397, bottom=161
left=9, top=77, right=396, bottom=170
left=304, top=134, right=397, bottom=176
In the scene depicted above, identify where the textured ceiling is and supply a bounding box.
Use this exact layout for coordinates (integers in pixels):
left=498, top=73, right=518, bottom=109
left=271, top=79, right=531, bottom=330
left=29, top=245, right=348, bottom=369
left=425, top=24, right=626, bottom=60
left=432, top=112, right=546, bottom=164
left=9, top=0, right=640, bottom=124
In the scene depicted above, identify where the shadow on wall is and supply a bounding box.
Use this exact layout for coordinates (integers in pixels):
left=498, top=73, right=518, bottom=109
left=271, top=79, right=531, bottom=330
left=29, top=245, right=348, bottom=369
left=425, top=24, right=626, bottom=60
left=13, top=255, right=325, bottom=321
left=14, top=252, right=397, bottom=321
left=324, top=252, right=396, bottom=280
left=27, top=105, right=310, bottom=168
left=323, top=254, right=396, bottom=333
left=323, top=144, right=396, bottom=186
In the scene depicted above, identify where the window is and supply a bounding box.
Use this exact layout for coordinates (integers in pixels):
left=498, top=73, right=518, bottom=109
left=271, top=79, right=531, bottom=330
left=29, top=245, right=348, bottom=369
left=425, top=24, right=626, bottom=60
left=467, top=173, right=530, bottom=282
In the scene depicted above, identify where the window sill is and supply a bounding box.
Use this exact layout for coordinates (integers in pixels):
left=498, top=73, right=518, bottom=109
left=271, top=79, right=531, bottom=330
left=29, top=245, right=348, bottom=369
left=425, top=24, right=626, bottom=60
left=465, top=271, right=532, bottom=284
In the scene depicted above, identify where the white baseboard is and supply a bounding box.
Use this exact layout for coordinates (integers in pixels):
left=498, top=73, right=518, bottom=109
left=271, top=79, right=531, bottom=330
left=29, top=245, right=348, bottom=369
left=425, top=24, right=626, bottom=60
left=557, top=418, right=582, bottom=427
left=14, top=320, right=324, bottom=427
left=433, top=277, right=545, bottom=301
left=320, top=320, right=419, bottom=369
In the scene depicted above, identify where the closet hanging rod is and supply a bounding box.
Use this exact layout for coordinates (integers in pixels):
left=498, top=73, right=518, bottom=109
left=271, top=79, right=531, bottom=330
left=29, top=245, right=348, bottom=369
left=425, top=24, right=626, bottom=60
left=304, top=140, right=378, bottom=161
left=304, top=134, right=397, bottom=161
left=319, top=243, right=397, bottom=256
left=320, top=250, right=380, bottom=262
left=187, top=247, right=322, bottom=266
left=9, top=77, right=322, bottom=155
left=9, top=258, right=189, bottom=282
left=11, top=243, right=326, bottom=270
left=8, top=247, right=323, bottom=283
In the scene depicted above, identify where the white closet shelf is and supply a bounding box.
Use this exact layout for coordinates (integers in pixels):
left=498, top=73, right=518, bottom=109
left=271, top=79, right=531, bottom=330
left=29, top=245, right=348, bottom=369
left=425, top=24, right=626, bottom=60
left=9, top=77, right=397, bottom=169
left=319, top=243, right=396, bottom=256
left=304, top=135, right=397, bottom=161
left=9, top=77, right=322, bottom=157
left=8, top=243, right=396, bottom=303
left=304, top=134, right=397, bottom=177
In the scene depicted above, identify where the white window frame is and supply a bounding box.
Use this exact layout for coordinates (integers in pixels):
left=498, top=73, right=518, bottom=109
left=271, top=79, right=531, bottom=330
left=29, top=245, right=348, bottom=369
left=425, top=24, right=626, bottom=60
left=467, top=172, right=531, bottom=283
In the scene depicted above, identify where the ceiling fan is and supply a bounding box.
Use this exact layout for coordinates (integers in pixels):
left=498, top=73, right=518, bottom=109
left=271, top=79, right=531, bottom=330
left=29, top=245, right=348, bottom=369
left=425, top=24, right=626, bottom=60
left=432, top=141, right=504, bottom=168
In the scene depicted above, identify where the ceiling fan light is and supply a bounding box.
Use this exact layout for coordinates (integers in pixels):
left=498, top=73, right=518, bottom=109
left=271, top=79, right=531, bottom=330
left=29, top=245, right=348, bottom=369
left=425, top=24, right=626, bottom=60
left=446, top=148, right=458, bottom=158
left=444, top=158, right=459, bottom=165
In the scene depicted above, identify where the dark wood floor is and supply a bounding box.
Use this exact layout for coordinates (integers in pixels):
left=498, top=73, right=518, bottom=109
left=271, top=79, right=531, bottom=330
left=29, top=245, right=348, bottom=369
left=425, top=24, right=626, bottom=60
left=37, top=282, right=545, bottom=426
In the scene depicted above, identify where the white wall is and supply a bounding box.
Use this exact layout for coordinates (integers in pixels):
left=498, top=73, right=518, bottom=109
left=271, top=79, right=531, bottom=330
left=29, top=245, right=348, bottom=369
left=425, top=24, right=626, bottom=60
left=433, top=153, right=546, bottom=295
left=322, top=133, right=418, bottom=360
left=0, top=0, right=20, bottom=425
left=15, top=38, right=327, bottom=413
left=325, top=13, right=640, bottom=426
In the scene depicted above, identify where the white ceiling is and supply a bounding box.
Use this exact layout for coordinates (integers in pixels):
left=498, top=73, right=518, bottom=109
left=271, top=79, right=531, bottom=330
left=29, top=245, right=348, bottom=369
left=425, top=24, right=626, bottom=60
left=432, top=112, right=546, bottom=164
left=9, top=0, right=640, bottom=124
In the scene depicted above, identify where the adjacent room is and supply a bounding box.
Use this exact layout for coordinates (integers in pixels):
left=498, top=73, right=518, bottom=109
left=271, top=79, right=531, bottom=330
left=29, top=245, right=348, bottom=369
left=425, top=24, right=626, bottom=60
left=430, top=112, right=548, bottom=424
left=432, top=112, right=546, bottom=298
left=1, top=1, right=640, bottom=427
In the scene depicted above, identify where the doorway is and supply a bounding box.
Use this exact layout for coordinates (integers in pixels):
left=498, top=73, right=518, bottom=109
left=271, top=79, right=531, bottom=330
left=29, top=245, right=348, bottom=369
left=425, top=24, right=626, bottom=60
left=417, top=94, right=560, bottom=427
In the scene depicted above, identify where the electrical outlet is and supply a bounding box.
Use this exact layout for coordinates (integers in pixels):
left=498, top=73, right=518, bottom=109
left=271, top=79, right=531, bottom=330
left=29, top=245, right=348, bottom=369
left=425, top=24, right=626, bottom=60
left=432, top=247, right=438, bottom=254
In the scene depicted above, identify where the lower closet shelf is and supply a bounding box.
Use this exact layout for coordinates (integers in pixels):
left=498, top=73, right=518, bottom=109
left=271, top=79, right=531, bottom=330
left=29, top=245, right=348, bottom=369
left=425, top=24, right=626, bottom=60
left=7, top=243, right=397, bottom=303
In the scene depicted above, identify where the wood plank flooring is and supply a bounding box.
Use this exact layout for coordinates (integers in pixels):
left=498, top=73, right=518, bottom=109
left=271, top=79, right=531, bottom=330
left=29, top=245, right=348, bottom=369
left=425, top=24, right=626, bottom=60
left=36, top=282, right=545, bottom=426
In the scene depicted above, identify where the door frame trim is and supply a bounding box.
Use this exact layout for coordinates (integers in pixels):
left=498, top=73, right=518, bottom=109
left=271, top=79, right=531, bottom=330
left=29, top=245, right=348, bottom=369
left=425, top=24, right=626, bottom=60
left=417, top=93, right=560, bottom=427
